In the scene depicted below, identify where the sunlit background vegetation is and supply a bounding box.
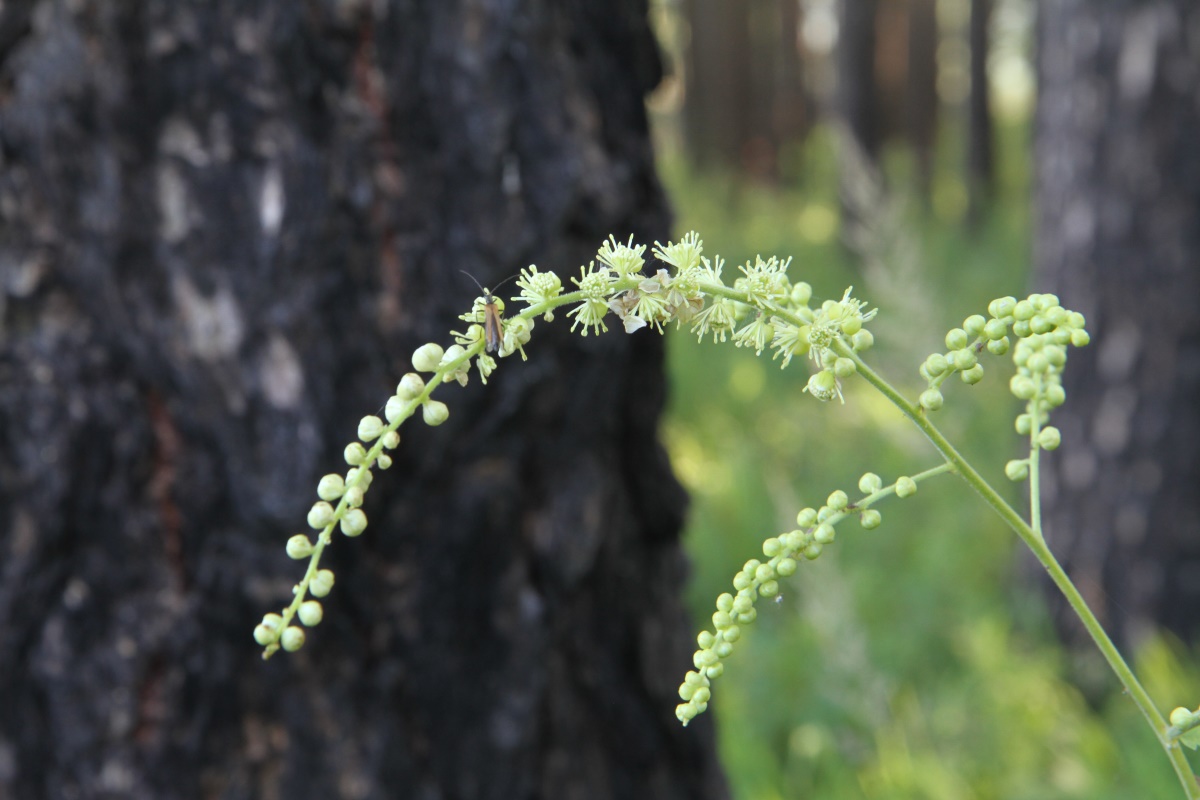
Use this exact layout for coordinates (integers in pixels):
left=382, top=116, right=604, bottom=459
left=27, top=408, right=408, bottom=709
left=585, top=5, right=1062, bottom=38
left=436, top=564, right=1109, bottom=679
left=648, top=1, right=1200, bottom=797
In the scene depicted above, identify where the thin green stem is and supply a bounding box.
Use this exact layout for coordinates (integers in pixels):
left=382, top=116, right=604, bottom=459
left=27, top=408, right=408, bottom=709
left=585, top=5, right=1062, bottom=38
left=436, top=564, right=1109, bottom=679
left=840, top=346, right=1199, bottom=798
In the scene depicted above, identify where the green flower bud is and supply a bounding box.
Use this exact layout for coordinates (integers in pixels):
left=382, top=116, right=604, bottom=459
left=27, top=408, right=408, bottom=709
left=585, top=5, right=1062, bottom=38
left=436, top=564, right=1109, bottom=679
left=988, top=296, right=1017, bottom=318
left=814, top=523, right=835, bottom=544
left=340, top=508, right=368, bottom=537
left=827, top=490, right=849, bottom=511
left=1038, top=426, right=1062, bottom=450
left=1070, top=329, right=1090, bottom=347
left=1013, top=319, right=1032, bottom=338
left=343, top=486, right=365, bottom=508
left=716, top=593, right=734, bottom=612
left=1045, top=384, right=1066, bottom=407
left=759, top=580, right=779, bottom=598
left=983, top=318, right=1007, bottom=340
left=858, top=472, right=883, bottom=494
left=924, top=353, right=949, bottom=377
left=896, top=476, right=917, bottom=498
left=1027, top=353, right=1049, bottom=373
left=254, top=623, right=277, bottom=646
left=281, top=626, right=306, bottom=652
left=384, top=396, right=407, bottom=424
left=1015, top=414, right=1032, bottom=435
left=309, top=569, right=335, bottom=598
left=920, top=388, right=944, bottom=411
left=397, top=373, right=426, bottom=400
left=1005, top=460, right=1030, bottom=481
left=960, top=364, right=985, bottom=385
left=1013, top=300, right=1035, bottom=321
left=754, top=564, right=775, bottom=582
left=762, top=537, right=783, bottom=557
left=964, top=315, right=986, bottom=336
left=1170, top=707, right=1195, bottom=728
left=381, top=431, right=401, bottom=450
left=740, top=608, right=757, bottom=624
left=802, top=543, right=823, bottom=560
left=344, top=442, right=367, bottom=466
left=833, top=357, right=856, bottom=378
left=377, top=454, right=393, bottom=470
left=945, top=328, right=969, bottom=351
left=357, top=415, right=384, bottom=442
left=422, top=400, right=450, bottom=426
left=697, top=630, right=715, bottom=648
left=723, top=624, right=742, bottom=643
left=732, top=571, right=752, bottom=591
left=712, top=611, right=732, bottom=630
left=317, top=474, right=346, bottom=501
left=439, top=344, right=467, bottom=368
left=307, top=501, right=335, bottom=530
left=1010, top=375, right=1037, bottom=400
left=1030, top=315, right=1054, bottom=335
left=953, top=348, right=977, bottom=371
left=743, top=559, right=762, bottom=575
left=796, top=508, right=818, bottom=527
left=806, top=369, right=839, bottom=402
left=298, top=600, right=324, bottom=627
left=692, top=686, right=712, bottom=704
left=792, top=281, right=813, bottom=304
left=412, top=343, right=445, bottom=373
left=705, top=663, right=724, bottom=680
left=776, top=557, right=798, bottom=577
left=851, top=329, right=874, bottom=352
left=732, top=594, right=753, bottom=614
left=693, top=649, right=717, bottom=669
left=860, top=509, right=882, bottom=529
left=816, top=505, right=835, bottom=523
left=986, top=336, right=1010, bottom=355
left=1034, top=293, right=1059, bottom=311
left=286, top=534, right=315, bottom=560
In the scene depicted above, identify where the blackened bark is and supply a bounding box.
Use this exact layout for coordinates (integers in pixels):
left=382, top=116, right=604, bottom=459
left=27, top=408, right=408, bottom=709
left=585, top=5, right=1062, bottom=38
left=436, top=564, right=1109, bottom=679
left=0, top=2, right=728, bottom=798
left=1035, top=0, right=1200, bottom=657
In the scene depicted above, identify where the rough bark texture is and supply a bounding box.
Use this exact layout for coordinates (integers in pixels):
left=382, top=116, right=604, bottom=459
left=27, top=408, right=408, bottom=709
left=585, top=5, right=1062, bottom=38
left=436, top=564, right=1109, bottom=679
left=0, top=2, right=728, bottom=798
left=1035, top=0, right=1200, bottom=656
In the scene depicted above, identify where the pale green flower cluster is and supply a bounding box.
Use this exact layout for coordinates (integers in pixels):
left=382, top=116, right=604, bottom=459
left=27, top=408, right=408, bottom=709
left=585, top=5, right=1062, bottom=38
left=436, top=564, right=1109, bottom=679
left=255, top=231, right=878, bottom=657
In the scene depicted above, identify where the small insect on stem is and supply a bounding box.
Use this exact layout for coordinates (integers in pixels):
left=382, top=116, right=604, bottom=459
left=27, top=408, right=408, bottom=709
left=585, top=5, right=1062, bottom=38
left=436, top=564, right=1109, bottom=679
left=460, top=270, right=518, bottom=354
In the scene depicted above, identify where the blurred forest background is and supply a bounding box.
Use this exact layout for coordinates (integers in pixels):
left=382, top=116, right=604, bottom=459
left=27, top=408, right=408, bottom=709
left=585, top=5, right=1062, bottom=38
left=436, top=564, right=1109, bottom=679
left=649, top=0, right=1200, bottom=797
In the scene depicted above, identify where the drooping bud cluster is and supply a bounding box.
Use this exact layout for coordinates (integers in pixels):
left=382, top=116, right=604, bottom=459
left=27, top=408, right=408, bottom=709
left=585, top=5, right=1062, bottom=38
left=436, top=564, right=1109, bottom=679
left=254, top=338, right=478, bottom=658
left=676, top=468, right=938, bottom=725
left=918, top=294, right=1088, bottom=418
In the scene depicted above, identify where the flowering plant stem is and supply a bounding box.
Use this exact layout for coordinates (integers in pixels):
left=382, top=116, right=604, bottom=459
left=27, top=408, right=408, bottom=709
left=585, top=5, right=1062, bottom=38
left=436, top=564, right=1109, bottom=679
left=694, top=280, right=1198, bottom=796
left=842, top=348, right=1200, bottom=798
left=254, top=232, right=1197, bottom=795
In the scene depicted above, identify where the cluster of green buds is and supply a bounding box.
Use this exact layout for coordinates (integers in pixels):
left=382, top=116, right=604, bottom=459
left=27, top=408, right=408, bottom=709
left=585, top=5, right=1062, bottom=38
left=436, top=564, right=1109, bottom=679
left=256, top=232, right=878, bottom=657
left=253, top=341, right=476, bottom=658
left=917, top=293, right=1088, bottom=421
left=676, top=465, right=951, bottom=725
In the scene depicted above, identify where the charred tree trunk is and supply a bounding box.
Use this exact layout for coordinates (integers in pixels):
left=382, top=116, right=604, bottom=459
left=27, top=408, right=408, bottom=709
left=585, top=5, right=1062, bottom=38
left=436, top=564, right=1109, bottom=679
left=1035, top=0, right=1200, bottom=662
left=0, top=2, right=728, bottom=798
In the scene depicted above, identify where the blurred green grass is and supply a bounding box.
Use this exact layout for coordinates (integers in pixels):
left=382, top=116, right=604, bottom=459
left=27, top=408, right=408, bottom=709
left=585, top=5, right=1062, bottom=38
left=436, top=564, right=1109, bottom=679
left=657, top=123, right=1200, bottom=798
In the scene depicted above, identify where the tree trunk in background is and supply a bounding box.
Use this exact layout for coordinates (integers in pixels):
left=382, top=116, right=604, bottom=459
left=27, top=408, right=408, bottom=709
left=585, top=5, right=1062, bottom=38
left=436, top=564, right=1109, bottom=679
left=967, top=0, right=994, bottom=224
left=683, top=0, right=808, bottom=180
left=0, top=2, right=728, bottom=798
left=684, top=0, right=755, bottom=169
left=907, top=0, right=939, bottom=206
left=1035, top=0, right=1200, bottom=666
left=836, top=0, right=880, bottom=161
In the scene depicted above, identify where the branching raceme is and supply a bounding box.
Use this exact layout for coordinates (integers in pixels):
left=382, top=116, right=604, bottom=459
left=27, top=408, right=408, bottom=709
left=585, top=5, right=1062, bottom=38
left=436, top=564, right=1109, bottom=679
left=253, top=232, right=1200, bottom=796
